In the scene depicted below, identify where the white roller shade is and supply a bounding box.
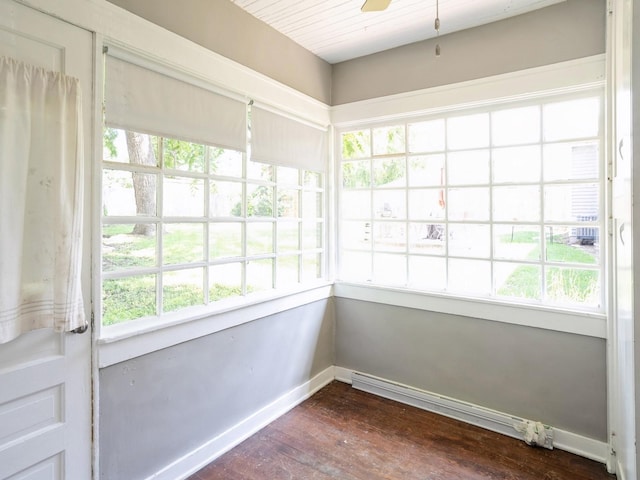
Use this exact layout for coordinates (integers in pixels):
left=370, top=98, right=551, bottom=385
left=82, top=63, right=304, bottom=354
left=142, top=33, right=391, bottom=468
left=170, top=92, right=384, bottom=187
left=251, top=106, right=327, bottom=171
left=105, top=54, right=246, bottom=152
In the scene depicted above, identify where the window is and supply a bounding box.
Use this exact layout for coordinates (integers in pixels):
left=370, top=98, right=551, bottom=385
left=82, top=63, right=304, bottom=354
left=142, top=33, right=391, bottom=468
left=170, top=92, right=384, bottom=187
left=101, top=52, right=326, bottom=328
left=101, top=130, right=324, bottom=326
left=338, top=93, right=603, bottom=311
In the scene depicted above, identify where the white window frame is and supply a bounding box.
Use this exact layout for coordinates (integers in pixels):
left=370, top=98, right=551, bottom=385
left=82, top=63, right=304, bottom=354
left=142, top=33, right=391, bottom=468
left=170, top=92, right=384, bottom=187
left=332, top=55, right=608, bottom=339
left=94, top=42, right=332, bottom=366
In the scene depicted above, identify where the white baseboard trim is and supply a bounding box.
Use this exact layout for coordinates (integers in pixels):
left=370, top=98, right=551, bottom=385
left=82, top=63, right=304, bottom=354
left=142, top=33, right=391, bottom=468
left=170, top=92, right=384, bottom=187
left=345, top=370, right=609, bottom=465
left=334, top=366, right=353, bottom=384
left=145, top=366, right=336, bottom=480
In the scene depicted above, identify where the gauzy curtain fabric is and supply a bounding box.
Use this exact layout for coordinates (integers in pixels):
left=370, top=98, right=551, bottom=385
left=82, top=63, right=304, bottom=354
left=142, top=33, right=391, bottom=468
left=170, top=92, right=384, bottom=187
left=0, top=56, right=85, bottom=343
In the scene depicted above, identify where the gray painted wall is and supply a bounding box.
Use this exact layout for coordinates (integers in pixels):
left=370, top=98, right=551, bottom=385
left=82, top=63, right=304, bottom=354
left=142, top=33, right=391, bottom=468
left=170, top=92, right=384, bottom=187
left=633, top=1, right=640, bottom=473
left=332, top=0, right=606, bottom=105
left=334, top=298, right=607, bottom=441
left=106, top=0, right=332, bottom=104
left=99, top=299, right=334, bottom=480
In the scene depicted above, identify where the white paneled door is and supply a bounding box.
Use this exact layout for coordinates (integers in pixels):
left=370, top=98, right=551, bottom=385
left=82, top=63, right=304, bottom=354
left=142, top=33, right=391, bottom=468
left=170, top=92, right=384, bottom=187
left=609, top=0, right=636, bottom=478
left=0, top=1, right=93, bottom=479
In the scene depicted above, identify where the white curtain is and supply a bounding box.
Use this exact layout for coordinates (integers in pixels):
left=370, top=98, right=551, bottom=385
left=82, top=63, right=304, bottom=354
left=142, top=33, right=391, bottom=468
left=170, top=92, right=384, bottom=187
left=0, top=56, right=85, bottom=343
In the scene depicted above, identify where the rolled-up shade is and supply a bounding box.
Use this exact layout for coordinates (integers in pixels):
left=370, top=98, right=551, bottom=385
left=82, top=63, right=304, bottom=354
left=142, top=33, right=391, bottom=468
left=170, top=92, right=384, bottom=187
left=251, top=106, right=327, bottom=172
left=105, top=54, right=246, bottom=152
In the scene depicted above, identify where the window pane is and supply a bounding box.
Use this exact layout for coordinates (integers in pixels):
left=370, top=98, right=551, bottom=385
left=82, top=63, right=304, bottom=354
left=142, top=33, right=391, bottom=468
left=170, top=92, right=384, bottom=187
left=408, top=119, right=445, bottom=153
left=103, top=169, right=157, bottom=217
left=544, top=184, right=599, bottom=222
left=302, top=222, right=323, bottom=250
left=163, top=177, right=205, bottom=217
left=210, top=222, right=242, bottom=259
left=492, top=146, right=541, bottom=183
left=246, top=222, right=273, bottom=255
left=495, top=263, right=541, bottom=300
left=163, top=268, right=204, bottom=312
left=302, top=253, right=322, bottom=282
left=162, top=223, right=204, bottom=265
left=545, top=226, right=599, bottom=264
left=448, top=259, right=490, bottom=295
left=408, top=154, right=445, bottom=187
left=543, top=97, right=599, bottom=141
left=544, top=142, right=599, bottom=181
left=246, top=184, right=274, bottom=217
left=247, top=159, right=274, bottom=181
left=210, top=147, right=242, bottom=177
left=491, top=106, right=540, bottom=146
left=447, top=150, right=490, bottom=185
left=408, top=223, right=445, bottom=255
left=546, top=266, right=600, bottom=306
left=373, top=157, right=406, bottom=187
left=277, top=255, right=299, bottom=287
left=447, top=113, right=489, bottom=150
left=373, top=253, right=406, bottom=286
left=340, top=251, right=371, bottom=282
left=408, top=189, right=446, bottom=220
left=373, top=125, right=405, bottom=155
left=303, top=171, right=322, bottom=188
left=341, top=191, right=370, bottom=219
left=104, top=129, right=159, bottom=166
left=448, top=188, right=490, bottom=221
left=163, top=138, right=205, bottom=172
left=493, top=186, right=540, bottom=222
left=373, top=222, right=406, bottom=252
left=341, top=221, right=371, bottom=250
left=302, top=191, right=322, bottom=219
left=277, top=221, right=299, bottom=252
left=342, top=130, right=371, bottom=159
left=102, top=223, right=156, bottom=272
left=103, top=128, right=133, bottom=164
left=493, top=225, right=540, bottom=261
left=210, top=180, right=242, bottom=217
left=277, top=166, right=299, bottom=185
left=277, top=188, right=299, bottom=217
left=408, top=256, right=446, bottom=290
left=102, top=275, right=156, bottom=325
left=449, top=224, right=490, bottom=258
left=247, top=258, right=273, bottom=291
left=209, top=263, right=242, bottom=301
left=373, top=190, right=406, bottom=219
left=342, top=160, right=371, bottom=188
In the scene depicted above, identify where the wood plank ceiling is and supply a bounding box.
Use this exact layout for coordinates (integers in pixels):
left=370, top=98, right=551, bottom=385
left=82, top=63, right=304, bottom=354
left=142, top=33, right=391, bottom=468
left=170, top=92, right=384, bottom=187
left=230, top=0, right=565, bottom=64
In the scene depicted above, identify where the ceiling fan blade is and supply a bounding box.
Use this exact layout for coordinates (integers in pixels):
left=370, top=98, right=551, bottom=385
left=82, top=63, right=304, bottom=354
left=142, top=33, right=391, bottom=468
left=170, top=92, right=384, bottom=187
left=361, top=0, right=392, bottom=12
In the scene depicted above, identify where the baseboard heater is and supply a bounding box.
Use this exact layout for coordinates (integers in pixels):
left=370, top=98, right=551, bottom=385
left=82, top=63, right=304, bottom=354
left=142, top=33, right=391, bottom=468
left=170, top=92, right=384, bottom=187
left=351, top=372, right=553, bottom=449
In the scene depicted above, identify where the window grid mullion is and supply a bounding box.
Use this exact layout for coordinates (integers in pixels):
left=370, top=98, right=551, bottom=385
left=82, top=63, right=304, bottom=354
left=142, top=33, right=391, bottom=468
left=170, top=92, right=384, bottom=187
left=338, top=90, right=602, bottom=311
left=539, top=104, right=548, bottom=303
left=156, top=138, right=165, bottom=316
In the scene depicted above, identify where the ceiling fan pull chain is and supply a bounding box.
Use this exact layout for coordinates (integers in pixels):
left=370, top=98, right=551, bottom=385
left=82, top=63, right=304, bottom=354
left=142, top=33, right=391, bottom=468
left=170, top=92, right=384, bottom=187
left=435, top=0, right=441, bottom=56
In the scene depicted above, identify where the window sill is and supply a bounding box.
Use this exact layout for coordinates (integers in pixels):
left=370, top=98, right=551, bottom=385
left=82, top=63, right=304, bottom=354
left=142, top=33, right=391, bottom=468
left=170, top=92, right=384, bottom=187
left=333, top=282, right=606, bottom=339
left=97, top=282, right=333, bottom=368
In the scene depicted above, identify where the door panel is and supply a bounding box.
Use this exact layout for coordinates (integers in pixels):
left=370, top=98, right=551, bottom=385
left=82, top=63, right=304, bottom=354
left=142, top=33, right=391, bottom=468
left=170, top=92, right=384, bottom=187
left=0, top=1, right=93, bottom=479
left=610, top=0, right=636, bottom=478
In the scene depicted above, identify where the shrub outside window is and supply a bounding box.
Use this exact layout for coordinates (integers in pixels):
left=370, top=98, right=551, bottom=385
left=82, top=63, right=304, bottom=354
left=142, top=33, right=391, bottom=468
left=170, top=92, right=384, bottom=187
left=338, top=93, right=603, bottom=311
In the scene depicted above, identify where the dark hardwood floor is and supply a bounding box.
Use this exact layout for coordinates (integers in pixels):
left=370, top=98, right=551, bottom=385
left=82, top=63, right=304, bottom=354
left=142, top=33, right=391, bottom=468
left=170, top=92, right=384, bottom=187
left=189, top=381, right=615, bottom=480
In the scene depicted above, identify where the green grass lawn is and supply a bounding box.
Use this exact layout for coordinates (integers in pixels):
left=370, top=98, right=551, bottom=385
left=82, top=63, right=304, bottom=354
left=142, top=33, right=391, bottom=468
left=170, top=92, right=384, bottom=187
left=496, top=233, right=599, bottom=303
left=101, top=223, right=300, bottom=325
